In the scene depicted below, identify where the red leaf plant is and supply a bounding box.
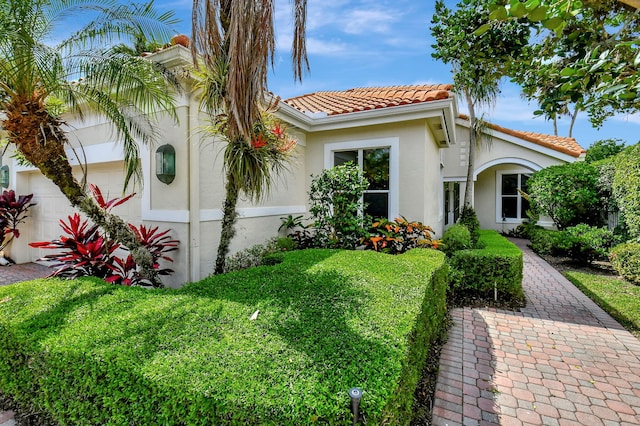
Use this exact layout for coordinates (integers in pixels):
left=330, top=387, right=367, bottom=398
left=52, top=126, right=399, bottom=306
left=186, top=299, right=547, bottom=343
left=30, top=185, right=179, bottom=287
left=0, top=190, right=36, bottom=252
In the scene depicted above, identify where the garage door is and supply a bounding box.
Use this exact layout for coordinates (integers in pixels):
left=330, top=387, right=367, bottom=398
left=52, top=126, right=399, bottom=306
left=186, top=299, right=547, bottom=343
left=24, top=161, right=142, bottom=260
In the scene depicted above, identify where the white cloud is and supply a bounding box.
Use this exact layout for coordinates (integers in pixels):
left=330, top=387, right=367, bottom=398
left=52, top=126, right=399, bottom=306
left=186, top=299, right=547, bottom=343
left=342, top=10, right=398, bottom=35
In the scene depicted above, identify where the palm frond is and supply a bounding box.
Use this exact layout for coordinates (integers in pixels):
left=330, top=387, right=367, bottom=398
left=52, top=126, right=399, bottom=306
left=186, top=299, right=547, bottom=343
left=57, top=0, right=178, bottom=55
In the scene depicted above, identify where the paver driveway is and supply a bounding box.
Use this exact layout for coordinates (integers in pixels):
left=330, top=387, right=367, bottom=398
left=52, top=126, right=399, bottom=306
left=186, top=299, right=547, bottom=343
left=432, top=239, right=640, bottom=426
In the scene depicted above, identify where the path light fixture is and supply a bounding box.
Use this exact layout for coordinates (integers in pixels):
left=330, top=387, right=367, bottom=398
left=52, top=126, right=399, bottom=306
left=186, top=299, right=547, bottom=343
left=155, top=144, right=176, bottom=184
left=0, top=165, right=9, bottom=189
left=348, top=387, right=362, bottom=425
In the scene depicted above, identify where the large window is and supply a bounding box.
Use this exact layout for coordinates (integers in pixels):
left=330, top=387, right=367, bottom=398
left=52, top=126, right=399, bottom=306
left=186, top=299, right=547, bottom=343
left=325, top=138, right=398, bottom=220
left=498, top=171, right=530, bottom=222
left=334, top=148, right=390, bottom=219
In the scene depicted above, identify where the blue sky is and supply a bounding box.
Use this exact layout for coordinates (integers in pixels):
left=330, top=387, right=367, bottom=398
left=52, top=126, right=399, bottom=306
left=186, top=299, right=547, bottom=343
left=159, top=0, right=640, bottom=149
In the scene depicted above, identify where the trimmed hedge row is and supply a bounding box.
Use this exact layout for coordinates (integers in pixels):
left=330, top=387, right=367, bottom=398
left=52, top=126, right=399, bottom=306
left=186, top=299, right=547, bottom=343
left=0, top=248, right=448, bottom=425
left=448, top=230, right=524, bottom=304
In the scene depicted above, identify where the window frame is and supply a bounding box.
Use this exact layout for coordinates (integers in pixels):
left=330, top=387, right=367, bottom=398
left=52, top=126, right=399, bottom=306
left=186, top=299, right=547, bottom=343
left=324, top=137, right=399, bottom=220
left=495, top=169, right=532, bottom=224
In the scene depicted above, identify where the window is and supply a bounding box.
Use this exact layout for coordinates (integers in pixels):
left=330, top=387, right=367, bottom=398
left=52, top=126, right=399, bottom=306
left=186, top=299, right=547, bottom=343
left=333, top=148, right=390, bottom=219
left=497, top=172, right=530, bottom=222
left=325, top=138, right=398, bottom=220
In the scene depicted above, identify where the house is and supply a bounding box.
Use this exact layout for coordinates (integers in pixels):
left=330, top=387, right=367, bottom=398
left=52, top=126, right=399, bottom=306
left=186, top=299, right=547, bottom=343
left=0, top=45, right=585, bottom=287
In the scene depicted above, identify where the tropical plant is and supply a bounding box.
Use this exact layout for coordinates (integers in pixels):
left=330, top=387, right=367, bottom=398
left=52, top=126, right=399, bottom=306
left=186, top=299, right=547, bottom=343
left=191, top=0, right=308, bottom=275
left=0, top=0, right=180, bottom=285
left=0, top=190, right=36, bottom=253
left=308, top=162, right=370, bottom=249
left=431, top=0, right=529, bottom=207
left=29, top=185, right=178, bottom=286
left=199, top=107, right=298, bottom=274
left=362, top=217, right=439, bottom=254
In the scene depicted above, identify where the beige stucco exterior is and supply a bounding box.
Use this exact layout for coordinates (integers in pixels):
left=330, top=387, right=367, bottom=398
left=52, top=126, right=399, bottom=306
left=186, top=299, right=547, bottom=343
left=0, top=46, right=580, bottom=287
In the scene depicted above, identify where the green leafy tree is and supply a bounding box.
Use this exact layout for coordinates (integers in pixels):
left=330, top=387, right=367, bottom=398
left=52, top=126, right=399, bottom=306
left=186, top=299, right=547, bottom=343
left=527, top=162, right=603, bottom=229
left=488, top=0, right=640, bottom=127
left=585, top=138, right=627, bottom=163
left=0, top=0, right=180, bottom=285
left=431, top=0, right=529, bottom=207
left=191, top=0, right=308, bottom=274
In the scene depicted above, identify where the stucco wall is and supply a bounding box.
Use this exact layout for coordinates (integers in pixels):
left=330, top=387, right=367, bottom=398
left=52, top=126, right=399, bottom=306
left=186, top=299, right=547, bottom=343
left=304, top=119, right=445, bottom=235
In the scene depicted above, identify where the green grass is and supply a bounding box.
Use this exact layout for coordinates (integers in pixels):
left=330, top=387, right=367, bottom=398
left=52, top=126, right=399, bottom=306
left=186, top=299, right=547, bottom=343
left=564, top=271, right=640, bottom=337
left=0, top=248, right=448, bottom=425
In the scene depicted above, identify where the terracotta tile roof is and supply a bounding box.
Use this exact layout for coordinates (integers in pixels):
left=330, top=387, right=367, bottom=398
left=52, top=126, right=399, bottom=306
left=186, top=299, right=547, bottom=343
left=458, top=114, right=586, bottom=158
left=283, top=84, right=453, bottom=116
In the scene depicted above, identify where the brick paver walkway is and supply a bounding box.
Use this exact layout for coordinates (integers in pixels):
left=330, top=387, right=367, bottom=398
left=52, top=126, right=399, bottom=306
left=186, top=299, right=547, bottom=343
left=0, top=262, right=49, bottom=286
left=432, top=239, right=640, bottom=426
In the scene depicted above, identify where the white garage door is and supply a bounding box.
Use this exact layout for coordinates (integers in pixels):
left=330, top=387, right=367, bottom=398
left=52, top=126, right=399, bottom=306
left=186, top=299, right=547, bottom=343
left=23, top=161, right=142, bottom=261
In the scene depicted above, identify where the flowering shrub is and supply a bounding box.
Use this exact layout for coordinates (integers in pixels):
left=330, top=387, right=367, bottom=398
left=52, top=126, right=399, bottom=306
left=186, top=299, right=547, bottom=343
left=362, top=217, right=440, bottom=254
left=0, top=189, right=35, bottom=253
left=30, top=185, right=178, bottom=286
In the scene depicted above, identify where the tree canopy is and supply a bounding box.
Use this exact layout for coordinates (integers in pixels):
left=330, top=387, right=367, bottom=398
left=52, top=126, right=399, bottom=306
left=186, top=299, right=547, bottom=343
left=486, top=0, right=640, bottom=127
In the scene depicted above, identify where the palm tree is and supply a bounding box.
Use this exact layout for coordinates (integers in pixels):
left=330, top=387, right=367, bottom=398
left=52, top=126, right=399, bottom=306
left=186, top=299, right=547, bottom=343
left=191, top=0, right=307, bottom=274
left=0, top=0, right=180, bottom=286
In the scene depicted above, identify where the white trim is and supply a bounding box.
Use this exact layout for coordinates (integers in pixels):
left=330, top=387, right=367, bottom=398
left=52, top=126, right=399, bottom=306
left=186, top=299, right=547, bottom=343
left=323, top=137, right=399, bottom=220
left=143, top=209, right=190, bottom=223
left=200, top=205, right=307, bottom=222
left=444, top=176, right=466, bottom=182
left=495, top=169, right=534, bottom=224
left=14, top=141, right=125, bottom=172
left=456, top=117, right=578, bottom=163
left=474, top=157, right=542, bottom=180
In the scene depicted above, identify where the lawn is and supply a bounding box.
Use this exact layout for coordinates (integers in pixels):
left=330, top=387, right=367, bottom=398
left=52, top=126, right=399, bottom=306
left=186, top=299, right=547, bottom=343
left=564, top=271, right=640, bottom=338
left=0, top=248, right=448, bottom=425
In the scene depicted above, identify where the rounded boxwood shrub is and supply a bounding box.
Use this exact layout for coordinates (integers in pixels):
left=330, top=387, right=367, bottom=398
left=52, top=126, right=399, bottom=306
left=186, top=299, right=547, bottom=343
left=442, top=224, right=471, bottom=256
left=610, top=242, right=640, bottom=284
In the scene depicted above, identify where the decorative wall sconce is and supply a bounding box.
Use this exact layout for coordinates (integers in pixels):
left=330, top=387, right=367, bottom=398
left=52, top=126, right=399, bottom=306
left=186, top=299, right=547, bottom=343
left=0, top=165, right=9, bottom=189
left=155, top=144, right=175, bottom=184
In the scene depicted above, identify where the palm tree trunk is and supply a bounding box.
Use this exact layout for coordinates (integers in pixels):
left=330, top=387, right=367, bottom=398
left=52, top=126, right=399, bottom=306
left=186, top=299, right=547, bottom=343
left=3, top=98, right=161, bottom=286
left=463, top=88, right=476, bottom=208
left=214, top=171, right=239, bottom=274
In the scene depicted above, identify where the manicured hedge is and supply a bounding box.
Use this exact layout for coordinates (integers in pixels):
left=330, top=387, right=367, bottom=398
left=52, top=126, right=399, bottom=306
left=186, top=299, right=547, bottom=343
left=448, top=230, right=524, bottom=304
left=0, top=248, right=448, bottom=425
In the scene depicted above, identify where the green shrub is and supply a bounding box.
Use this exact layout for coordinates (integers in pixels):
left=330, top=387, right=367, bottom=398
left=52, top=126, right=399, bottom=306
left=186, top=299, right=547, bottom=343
left=528, top=228, right=560, bottom=256
left=0, top=249, right=448, bottom=425
left=458, top=205, right=480, bottom=247
left=562, top=224, right=621, bottom=264
left=441, top=224, right=471, bottom=256
left=448, top=230, right=524, bottom=304
left=610, top=242, right=640, bottom=284
left=528, top=162, right=603, bottom=229
left=528, top=225, right=620, bottom=264
left=612, top=143, right=640, bottom=239
left=308, top=162, right=369, bottom=249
